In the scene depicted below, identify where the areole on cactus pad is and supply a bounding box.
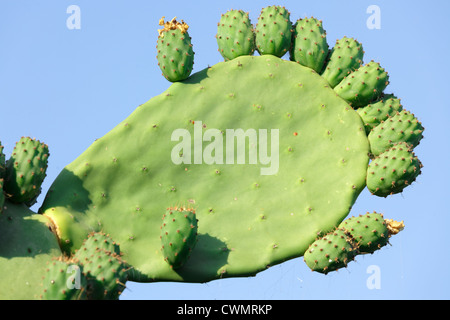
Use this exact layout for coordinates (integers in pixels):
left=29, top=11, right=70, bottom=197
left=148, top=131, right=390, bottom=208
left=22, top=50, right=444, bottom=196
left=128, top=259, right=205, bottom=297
left=0, top=4, right=424, bottom=299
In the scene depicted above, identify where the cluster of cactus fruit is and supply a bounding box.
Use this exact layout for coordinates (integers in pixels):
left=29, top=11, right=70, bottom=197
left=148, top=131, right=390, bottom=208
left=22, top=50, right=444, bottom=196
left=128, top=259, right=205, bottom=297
left=304, top=212, right=404, bottom=274
left=0, top=4, right=425, bottom=299
left=41, top=232, right=128, bottom=300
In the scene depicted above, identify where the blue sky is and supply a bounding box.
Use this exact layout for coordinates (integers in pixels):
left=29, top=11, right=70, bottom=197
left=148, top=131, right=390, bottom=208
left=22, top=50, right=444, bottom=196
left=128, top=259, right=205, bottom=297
left=0, top=0, right=449, bottom=299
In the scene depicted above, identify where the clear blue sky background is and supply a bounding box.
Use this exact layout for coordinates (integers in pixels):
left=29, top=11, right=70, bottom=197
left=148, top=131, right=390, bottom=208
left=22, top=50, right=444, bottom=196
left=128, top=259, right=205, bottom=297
left=0, top=0, right=449, bottom=299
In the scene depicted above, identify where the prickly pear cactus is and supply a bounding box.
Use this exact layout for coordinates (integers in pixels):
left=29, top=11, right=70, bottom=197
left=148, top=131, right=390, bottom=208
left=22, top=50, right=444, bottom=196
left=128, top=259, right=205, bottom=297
left=338, top=212, right=391, bottom=254
left=304, top=228, right=358, bottom=274
left=156, top=17, right=194, bottom=82
left=216, top=9, right=256, bottom=61
left=321, top=36, right=364, bottom=88
left=303, top=213, right=405, bottom=273
left=74, top=231, right=121, bottom=259
left=367, top=143, right=422, bottom=197
left=357, top=94, right=403, bottom=134
left=255, top=5, right=292, bottom=57
left=290, top=17, right=328, bottom=73
left=335, top=61, right=389, bottom=108
left=77, top=248, right=128, bottom=300
left=0, top=4, right=425, bottom=299
left=160, top=206, right=198, bottom=269
left=368, top=109, right=424, bottom=156
left=41, top=258, right=88, bottom=300
left=4, top=137, right=49, bottom=206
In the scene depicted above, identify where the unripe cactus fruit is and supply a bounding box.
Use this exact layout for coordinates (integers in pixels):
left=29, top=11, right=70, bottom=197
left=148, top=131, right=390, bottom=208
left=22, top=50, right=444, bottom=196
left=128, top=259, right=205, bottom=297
left=72, top=232, right=127, bottom=300
left=74, top=232, right=121, bottom=264
left=368, top=109, right=424, bottom=156
left=160, top=206, right=198, bottom=269
left=339, top=212, right=390, bottom=254
left=366, top=142, right=423, bottom=197
left=41, top=258, right=88, bottom=300
left=303, top=229, right=358, bottom=274
left=4, top=137, right=49, bottom=205
left=290, top=17, right=329, bottom=73
left=357, top=94, right=403, bottom=134
left=334, top=61, right=389, bottom=108
left=255, top=5, right=292, bottom=57
left=216, top=9, right=255, bottom=61
left=321, top=36, right=364, bottom=88
left=80, top=248, right=128, bottom=300
left=156, top=17, right=194, bottom=82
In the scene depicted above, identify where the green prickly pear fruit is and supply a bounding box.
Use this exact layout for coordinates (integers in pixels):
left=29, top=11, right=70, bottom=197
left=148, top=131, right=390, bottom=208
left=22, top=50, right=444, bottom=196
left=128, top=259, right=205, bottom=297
left=41, top=258, right=88, bottom=300
left=4, top=137, right=49, bottom=205
left=290, top=17, right=328, bottom=73
left=357, top=94, right=403, bottom=134
left=156, top=17, right=194, bottom=82
left=368, top=109, right=424, bottom=156
left=80, top=248, right=128, bottom=300
left=334, top=61, right=389, bottom=108
left=339, top=212, right=393, bottom=254
left=366, top=143, right=423, bottom=197
left=216, top=9, right=255, bottom=61
left=321, top=36, right=364, bottom=88
left=160, top=206, right=198, bottom=269
left=255, top=5, right=292, bottom=57
left=74, top=232, right=121, bottom=264
left=303, top=229, right=358, bottom=274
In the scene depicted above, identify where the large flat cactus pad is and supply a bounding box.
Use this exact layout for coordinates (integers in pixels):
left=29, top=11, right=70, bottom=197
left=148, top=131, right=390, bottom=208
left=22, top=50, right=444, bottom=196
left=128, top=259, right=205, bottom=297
left=40, top=55, right=370, bottom=282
